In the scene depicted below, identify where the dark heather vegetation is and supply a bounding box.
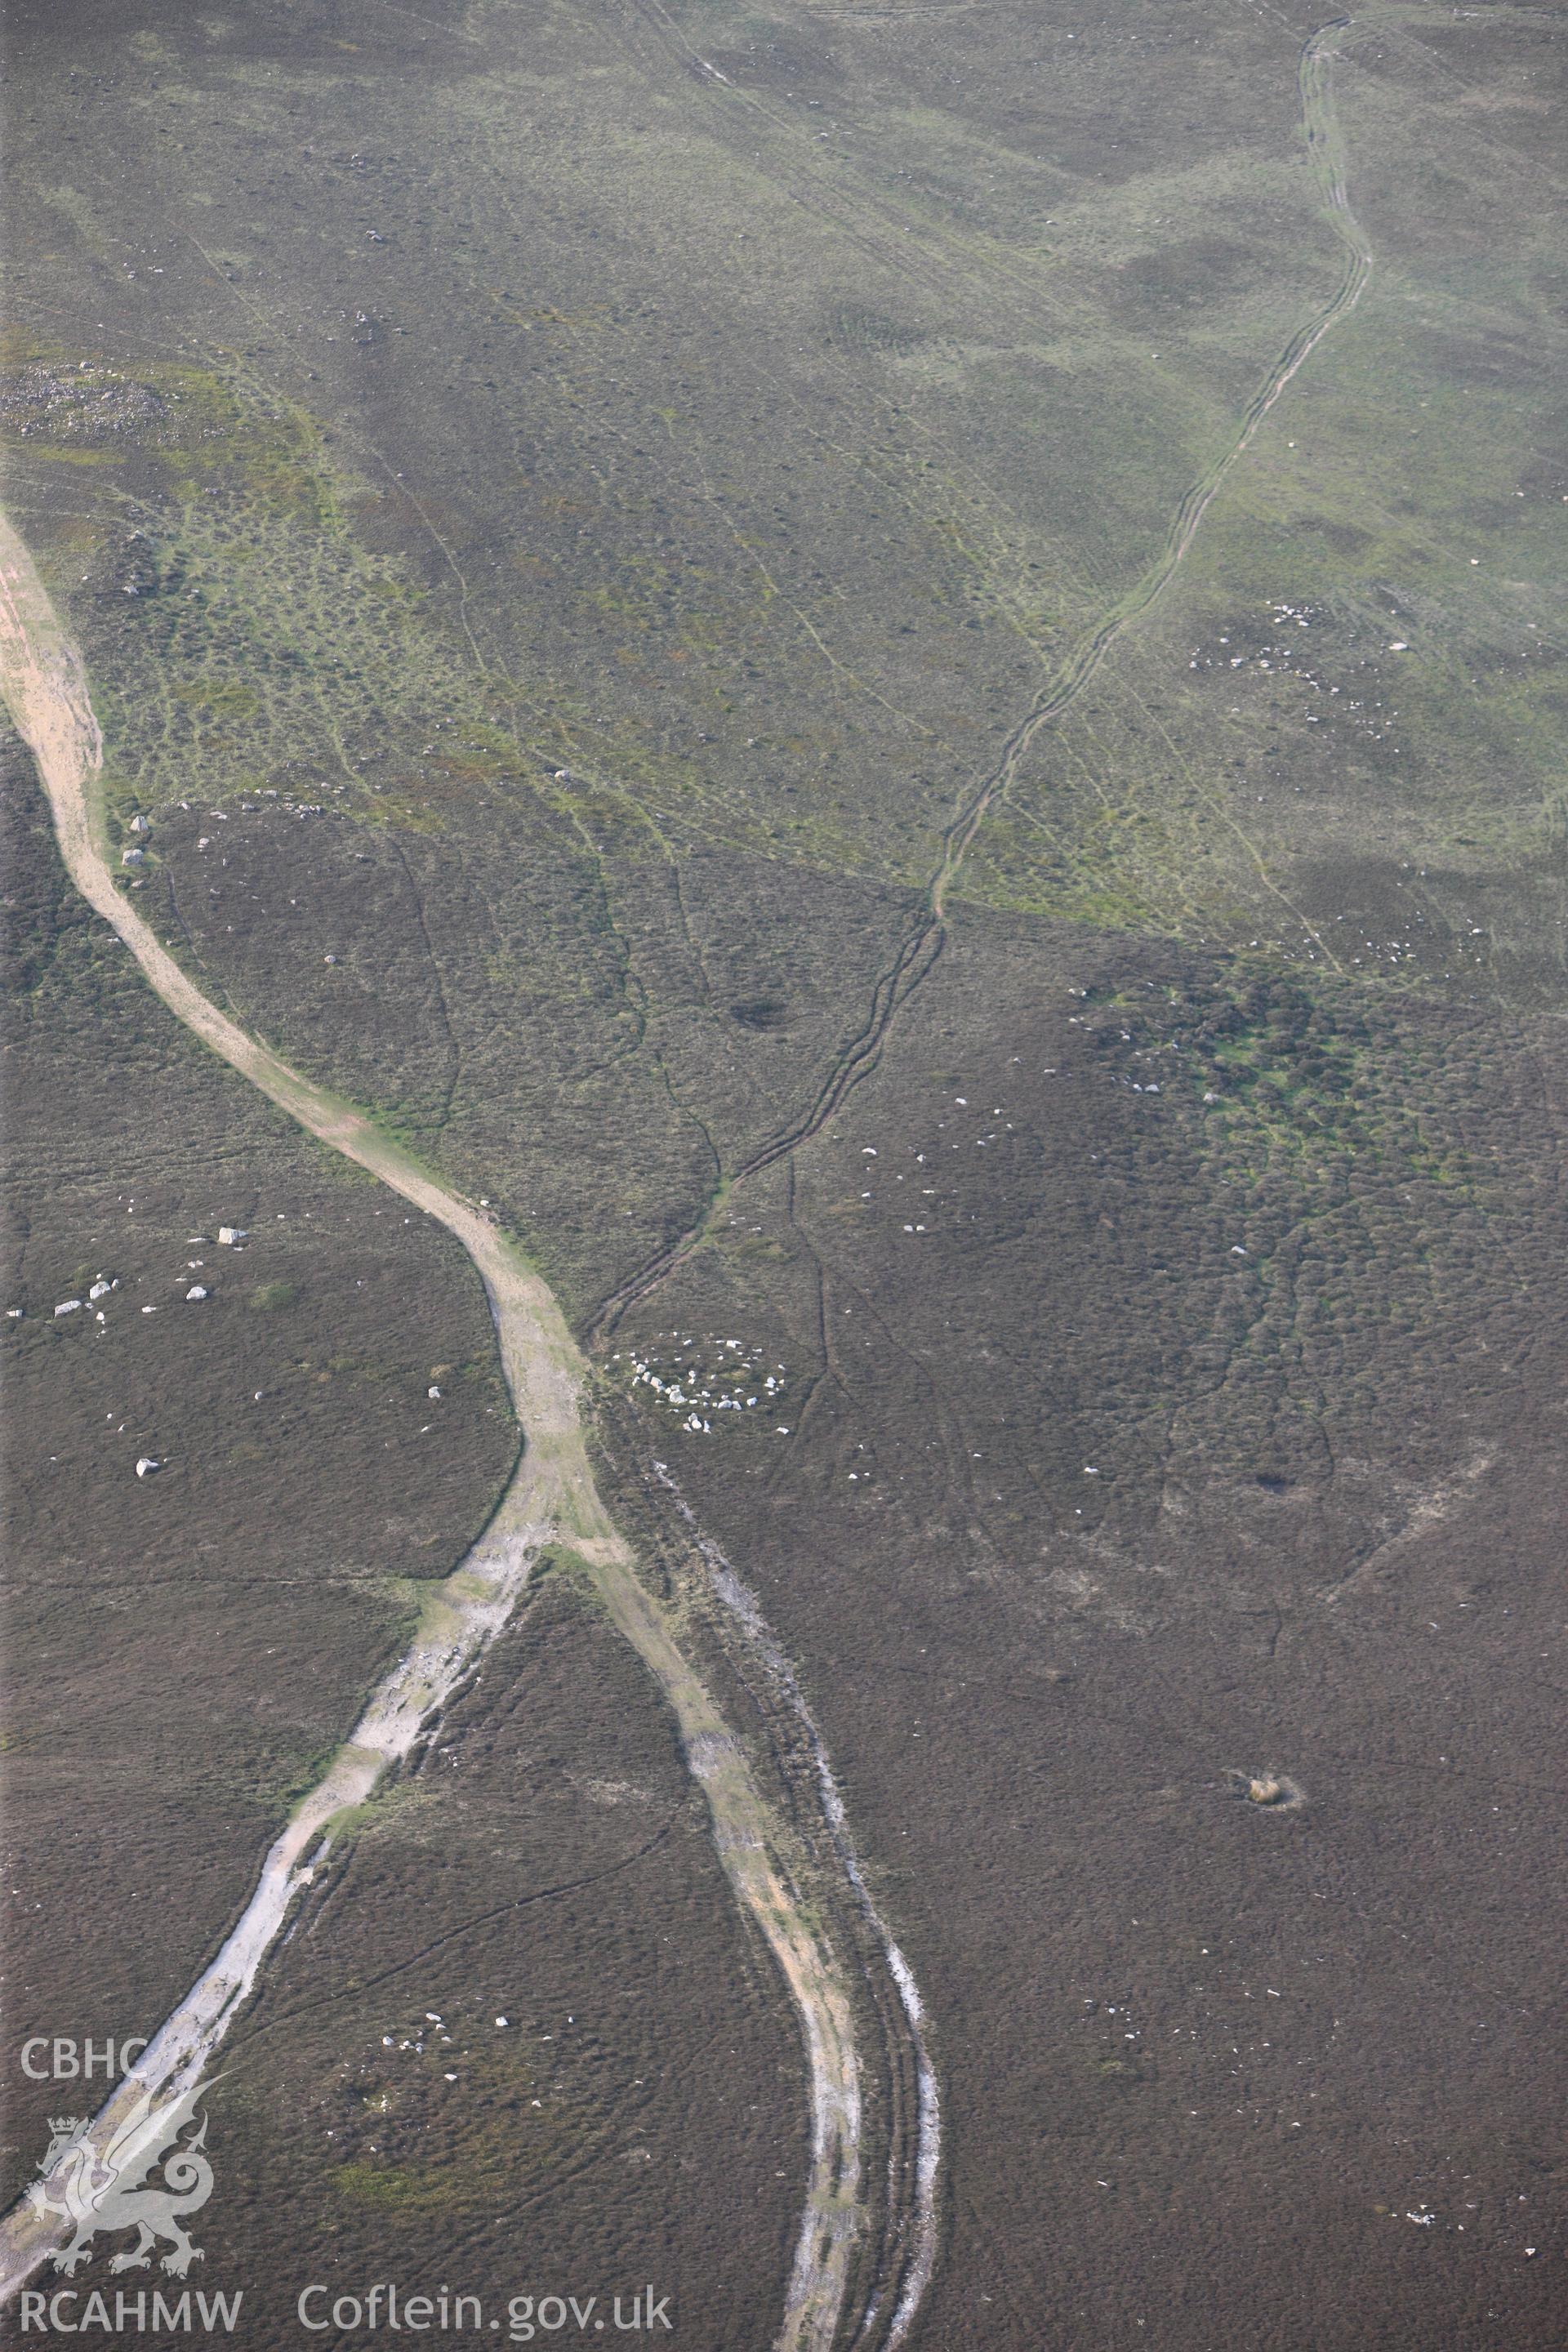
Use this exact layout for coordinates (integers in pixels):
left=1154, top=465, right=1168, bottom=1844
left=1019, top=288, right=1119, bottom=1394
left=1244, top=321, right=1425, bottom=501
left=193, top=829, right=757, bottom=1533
left=3, top=0, right=1566, bottom=2342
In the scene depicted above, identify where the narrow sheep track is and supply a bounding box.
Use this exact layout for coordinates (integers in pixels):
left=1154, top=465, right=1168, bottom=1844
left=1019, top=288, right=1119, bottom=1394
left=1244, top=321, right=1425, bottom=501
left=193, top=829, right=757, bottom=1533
left=593, top=11, right=1375, bottom=1341
left=0, top=511, right=932, bottom=2352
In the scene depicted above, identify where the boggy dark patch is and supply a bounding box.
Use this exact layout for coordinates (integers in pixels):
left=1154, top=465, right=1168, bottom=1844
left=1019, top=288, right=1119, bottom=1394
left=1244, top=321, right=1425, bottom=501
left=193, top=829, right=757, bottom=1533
left=729, top=998, right=791, bottom=1032
left=1107, top=235, right=1262, bottom=320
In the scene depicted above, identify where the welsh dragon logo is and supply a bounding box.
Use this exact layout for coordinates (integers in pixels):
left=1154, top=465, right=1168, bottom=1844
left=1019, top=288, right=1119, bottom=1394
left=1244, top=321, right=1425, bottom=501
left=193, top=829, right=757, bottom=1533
left=26, top=2081, right=216, bottom=2277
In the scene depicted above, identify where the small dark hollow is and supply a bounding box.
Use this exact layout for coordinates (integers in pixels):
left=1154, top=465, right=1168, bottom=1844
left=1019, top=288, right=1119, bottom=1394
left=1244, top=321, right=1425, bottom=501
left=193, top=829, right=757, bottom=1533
left=730, top=999, right=791, bottom=1032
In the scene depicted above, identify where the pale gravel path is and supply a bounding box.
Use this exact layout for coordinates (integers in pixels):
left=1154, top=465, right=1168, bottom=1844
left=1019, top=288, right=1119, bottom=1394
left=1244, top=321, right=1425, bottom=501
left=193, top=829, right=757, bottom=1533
left=0, top=511, right=886, bottom=2351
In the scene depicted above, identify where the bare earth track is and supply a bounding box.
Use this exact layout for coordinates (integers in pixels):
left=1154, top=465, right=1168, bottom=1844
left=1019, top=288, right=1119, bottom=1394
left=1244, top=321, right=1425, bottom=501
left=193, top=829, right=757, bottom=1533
left=0, top=517, right=936, bottom=2352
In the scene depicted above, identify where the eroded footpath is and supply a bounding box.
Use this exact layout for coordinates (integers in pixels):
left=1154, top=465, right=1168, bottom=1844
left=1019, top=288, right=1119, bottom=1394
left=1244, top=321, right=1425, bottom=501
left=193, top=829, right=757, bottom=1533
left=0, top=512, right=875, bottom=2352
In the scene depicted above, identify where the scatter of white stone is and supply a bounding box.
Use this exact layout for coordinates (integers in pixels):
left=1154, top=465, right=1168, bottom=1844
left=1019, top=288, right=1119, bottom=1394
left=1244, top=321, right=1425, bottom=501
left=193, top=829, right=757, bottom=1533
left=55, top=1299, right=82, bottom=1316
left=626, top=1335, right=787, bottom=1435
